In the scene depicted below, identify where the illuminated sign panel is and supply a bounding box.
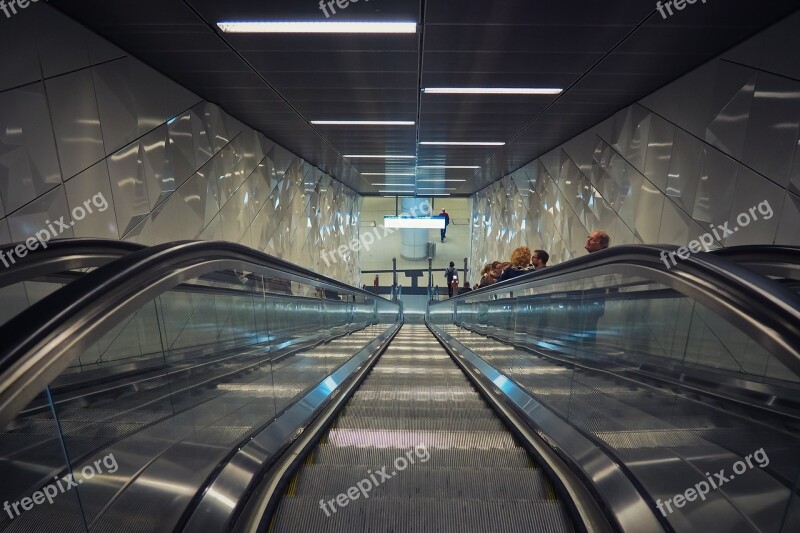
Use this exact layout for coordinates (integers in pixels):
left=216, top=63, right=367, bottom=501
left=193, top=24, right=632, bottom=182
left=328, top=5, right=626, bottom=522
left=384, top=216, right=445, bottom=229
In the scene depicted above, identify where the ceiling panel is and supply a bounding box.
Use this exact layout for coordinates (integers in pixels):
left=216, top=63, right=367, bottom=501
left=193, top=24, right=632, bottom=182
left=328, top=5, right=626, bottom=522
left=49, top=0, right=800, bottom=196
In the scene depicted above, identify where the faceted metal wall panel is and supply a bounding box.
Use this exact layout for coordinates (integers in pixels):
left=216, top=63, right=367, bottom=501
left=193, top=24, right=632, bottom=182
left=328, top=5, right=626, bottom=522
left=0, top=6, right=361, bottom=286
left=470, top=16, right=800, bottom=272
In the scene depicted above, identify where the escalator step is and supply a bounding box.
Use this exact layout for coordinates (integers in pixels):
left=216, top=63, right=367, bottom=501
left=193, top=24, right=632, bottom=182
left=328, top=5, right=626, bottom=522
left=341, top=405, right=495, bottom=419
left=272, top=497, right=571, bottom=533
left=332, top=417, right=507, bottom=433
left=327, top=428, right=518, bottom=449
left=313, top=445, right=531, bottom=469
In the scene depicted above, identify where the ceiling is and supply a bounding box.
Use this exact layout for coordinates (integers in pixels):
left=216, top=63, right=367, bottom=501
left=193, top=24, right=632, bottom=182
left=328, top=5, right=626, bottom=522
left=51, top=0, right=800, bottom=196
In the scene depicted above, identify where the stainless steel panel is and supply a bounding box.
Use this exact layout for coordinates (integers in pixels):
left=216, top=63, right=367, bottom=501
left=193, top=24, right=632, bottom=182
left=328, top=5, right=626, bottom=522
left=189, top=103, right=214, bottom=168
left=562, top=130, right=598, bottom=178
left=198, top=214, right=223, bottom=241
left=790, top=140, right=800, bottom=196
left=64, top=160, right=119, bottom=239
left=0, top=218, right=10, bottom=245
left=46, top=69, right=105, bottom=180
left=692, top=146, right=738, bottom=225
left=125, top=188, right=194, bottom=245
left=35, top=5, right=94, bottom=77
left=0, top=12, right=40, bottom=92
left=666, top=130, right=703, bottom=213
left=107, top=140, right=150, bottom=237
left=92, top=58, right=140, bottom=155
left=167, top=111, right=199, bottom=190
left=775, top=192, right=800, bottom=246
left=760, top=11, right=800, bottom=89
left=179, top=168, right=218, bottom=234
left=657, top=198, right=702, bottom=246
left=93, top=57, right=200, bottom=155
left=140, top=124, right=172, bottom=209
left=219, top=186, right=251, bottom=243
left=705, top=62, right=756, bottom=161
left=0, top=82, right=62, bottom=213
left=634, top=180, right=665, bottom=243
left=725, top=165, right=785, bottom=246
left=200, top=102, right=231, bottom=155
left=643, top=114, right=674, bottom=194
left=639, top=64, right=720, bottom=142
left=7, top=185, right=74, bottom=242
left=741, top=72, right=800, bottom=187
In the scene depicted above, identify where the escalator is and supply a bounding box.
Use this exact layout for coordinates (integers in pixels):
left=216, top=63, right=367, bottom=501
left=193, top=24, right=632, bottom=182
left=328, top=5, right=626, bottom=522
left=267, top=325, right=575, bottom=532
left=0, top=240, right=798, bottom=532
left=0, top=239, right=143, bottom=327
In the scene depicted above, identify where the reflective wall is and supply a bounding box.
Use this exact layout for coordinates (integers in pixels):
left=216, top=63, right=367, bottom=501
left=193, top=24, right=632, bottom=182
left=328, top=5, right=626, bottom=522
left=0, top=5, right=361, bottom=286
left=470, top=11, right=800, bottom=273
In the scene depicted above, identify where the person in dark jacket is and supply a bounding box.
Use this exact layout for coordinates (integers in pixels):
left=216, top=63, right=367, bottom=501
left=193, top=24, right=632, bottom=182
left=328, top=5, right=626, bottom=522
left=531, top=249, right=549, bottom=269
left=498, top=247, right=535, bottom=282
left=439, top=209, right=450, bottom=242
left=460, top=281, right=473, bottom=294
left=444, top=261, right=457, bottom=297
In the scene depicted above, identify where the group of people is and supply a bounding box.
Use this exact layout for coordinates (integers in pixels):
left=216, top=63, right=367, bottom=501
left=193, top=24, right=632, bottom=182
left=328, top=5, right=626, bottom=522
left=444, top=230, right=610, bottom=297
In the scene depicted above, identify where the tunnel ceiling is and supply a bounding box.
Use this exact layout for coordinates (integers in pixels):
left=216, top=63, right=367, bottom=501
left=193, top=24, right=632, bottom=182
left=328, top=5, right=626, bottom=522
left=50, top=0, right=800, bottom=196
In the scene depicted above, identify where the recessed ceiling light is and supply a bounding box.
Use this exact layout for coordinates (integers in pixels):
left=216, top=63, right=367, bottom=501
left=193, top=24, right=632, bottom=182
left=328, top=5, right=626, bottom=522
left=371, top=183, right=415, bottom=187
left=344, top=155, right=416, bottom=159
left=311, top=120, right=415, bottom=126
left=217, top=21, right=417, bottom=34
left=417, top=165, right=480, bottom=169
left=379, top=190, right=416, bottom=194
left=427, top=193, right=451, bottom=196
left=362, top=173, right=416, bottom=176
left=417, top=179, right=467, bottom=182
left=422, top=87, right=562, bottom=95
left=420, top=141, right=505, bottom=146
left=417, top=187, right=458, bottom=191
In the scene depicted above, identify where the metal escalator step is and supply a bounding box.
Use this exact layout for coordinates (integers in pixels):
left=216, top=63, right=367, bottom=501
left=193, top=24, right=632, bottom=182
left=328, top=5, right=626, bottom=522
left=341, top=405, right=495, bottom=419
left=294, top=465, right=551, bottom=500
left=364, top=376, right=472, bottom=386
left=333, top=417, right=507, bottom=433
left=594, top=429, right=711, bottom=448
left=352, top=389, right=481, bottom=402
left=313, top=445, right=532, bottom=469
left=369, top=366, right=462, bottom=375
left=272, top=497, right=571, bottom=533
left=327, top=429, right=518, bottom=449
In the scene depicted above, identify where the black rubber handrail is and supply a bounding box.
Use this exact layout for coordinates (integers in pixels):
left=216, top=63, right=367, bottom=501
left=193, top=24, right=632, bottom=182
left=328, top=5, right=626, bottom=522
left=0, top=238, right=144, bottom=289
left=710, top=245, right=800, bottom=280
left=441, top=244, right=800, bottom=378
left=0, top=240, right=397, bottom=427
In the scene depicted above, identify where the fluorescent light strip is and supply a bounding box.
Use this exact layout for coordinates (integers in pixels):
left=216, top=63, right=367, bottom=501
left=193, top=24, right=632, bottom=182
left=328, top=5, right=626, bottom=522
left=370, top=183, right=414, bottom=187
left=217, top=21, right=417, bottom=34
left=362, top=173, right=415, bottom=176
left=417, top=165, right=480, bottom=169
left=379, top=190, right=415, bottom=194
left=344, top=155, right=416, bottom=159
left=420, top=141, right=505, bottom=146
left=417, top=179, right=466, bottom=182
left=423, top=87, right=562, bottom=95
left=311, top=120, right=415, bottom=126
left=417, top=188, right=458, bottom=191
